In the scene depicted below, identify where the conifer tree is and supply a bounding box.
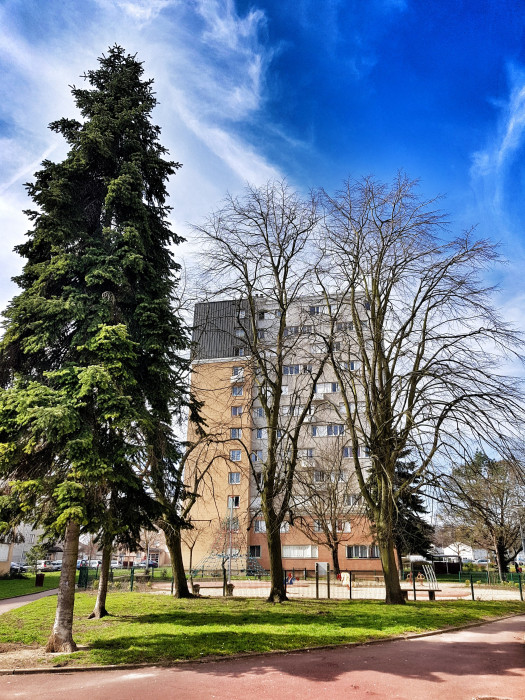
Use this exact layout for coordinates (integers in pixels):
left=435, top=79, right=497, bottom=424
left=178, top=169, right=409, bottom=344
left=0, top=46, right=188, bottom=651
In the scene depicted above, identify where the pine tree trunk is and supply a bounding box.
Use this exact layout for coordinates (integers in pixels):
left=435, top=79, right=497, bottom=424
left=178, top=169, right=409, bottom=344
left=46, top=520, right=80, bottom=652
left=164, top=527, right=193, bottom=598
left=266, top=521, right=287, bottom=602
left=88, top=543, right=111, bottom=619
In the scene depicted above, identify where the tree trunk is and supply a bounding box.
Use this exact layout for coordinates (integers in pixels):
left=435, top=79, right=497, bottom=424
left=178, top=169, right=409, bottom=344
left=266, top=520, right=287, bottom=602
left=494, top=536, right=508, bottom=580
left=331, top=543, right=341, bottom=577
left=377, top=516, right=405, bottom=605
left=164, top=526, right=193, bottom=598
left=46, top=520, right=80, bottom=652
left=88, top=543, right=111, bottom=619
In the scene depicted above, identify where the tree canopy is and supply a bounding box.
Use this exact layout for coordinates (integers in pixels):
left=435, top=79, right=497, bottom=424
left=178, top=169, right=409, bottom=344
left=0, top=46, right=189, bottom=649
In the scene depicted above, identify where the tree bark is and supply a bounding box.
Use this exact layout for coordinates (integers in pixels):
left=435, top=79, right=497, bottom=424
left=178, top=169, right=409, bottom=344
left=46, top=520, right=80, bottom=652
left=266, top=521, right=287, bottom=602
left=88, top=543, right=111, bottom=619
left=377, top=514, right=406, bottom=605
left=164, top=526, right=193, bottom=598
left=494, top=536, right=508, bottom=580
left=331, top=544, right=341, bottom=577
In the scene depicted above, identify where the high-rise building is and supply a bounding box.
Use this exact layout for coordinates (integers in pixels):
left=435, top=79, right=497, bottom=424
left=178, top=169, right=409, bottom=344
left=184, top=298, right=380, bottom=575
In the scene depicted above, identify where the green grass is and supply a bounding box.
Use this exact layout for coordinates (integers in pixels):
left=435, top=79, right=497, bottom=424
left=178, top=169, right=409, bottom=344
left=0, top=572, right=62, bottom=599
left=0, top=592, right=523, bottom=668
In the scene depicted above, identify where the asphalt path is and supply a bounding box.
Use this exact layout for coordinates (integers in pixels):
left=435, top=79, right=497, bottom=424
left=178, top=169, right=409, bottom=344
left=0, top=590, right=58, bottom=615
left=1, top=614, right=524, bottom=700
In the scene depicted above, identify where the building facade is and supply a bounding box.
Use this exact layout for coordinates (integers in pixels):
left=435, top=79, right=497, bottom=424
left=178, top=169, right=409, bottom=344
left=185, top=297, right=380, bottom=575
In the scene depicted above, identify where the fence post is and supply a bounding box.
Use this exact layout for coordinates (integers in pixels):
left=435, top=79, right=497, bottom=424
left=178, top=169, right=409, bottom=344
left=171, top=577, right=174, bottom=595
left=470, top=573, right=475, bottom=601
left=304, top=567, right=307, bottom=580
left=518, top=574, right=523, bottom=602
left=327, top=564, right=330, bottom=599
left=284, top=570, right=287, bottom=595
left=130, top=566, right=134, bottom=592
left=315, top=563, right=319, bottom=599
left=349, top=571, right=352, bottom=600
left=412, top=566, right=416, bottom=601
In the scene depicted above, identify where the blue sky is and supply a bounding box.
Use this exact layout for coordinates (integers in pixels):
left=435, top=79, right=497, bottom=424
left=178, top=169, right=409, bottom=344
left=1, top=0, right=525, bottom=327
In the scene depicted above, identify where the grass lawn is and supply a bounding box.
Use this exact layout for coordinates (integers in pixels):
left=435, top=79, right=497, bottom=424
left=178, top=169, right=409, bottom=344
left=0, top=592, right=523, bottom=668
left=0, top=572, right=62, bottom=600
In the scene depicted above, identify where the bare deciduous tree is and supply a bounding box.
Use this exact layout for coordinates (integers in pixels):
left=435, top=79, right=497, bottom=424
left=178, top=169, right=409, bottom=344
left=193, top=181, right=328, bottom=602
left=318, top=174, right=525, bottom=604
left=437, top=452, right=525, bottom=577
left=293, top=437, right=366, bottom=575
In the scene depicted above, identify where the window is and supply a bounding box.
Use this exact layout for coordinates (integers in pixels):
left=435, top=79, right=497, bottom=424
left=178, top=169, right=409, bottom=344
left=239, top=309, right=246, bottom=319
left=346, top=493, right=361, bottom=507
left=284, top=326, right=299, bottom=336
left=337, top=321, right=353, bottom=331
left=315, top=382, right=339, bottom=394
left=301, top=325, right=313, bottom=334
left=231, top=405, right=243, bottom=416
left=337, top=520, right=350, bottom=533
left=282, top=545, right=318, bottom=558
left=228, top=495, right=240, bottom=509
left=254, top=471, right=263, bottom=488
left=229, top=450, right=241, bottom=462
left=371, top=545, right=380, bottom=558
left=232, top=366, right=243, bottom=376
left=254, top=520, right=266, bottom=533
left=280, top=522, right=290, bottom=533
left=361, top=446, right=371, bottom=457
left=228, top=472, right=241, bottom=484
left=327, top=424, right=344, bottom=436
left=342, top=446, right=353, bottom=458
left=346, top=545, right=370, bottom=559
left=283, top=364, right=300, bottom=375
left=276, top=429, right=283, bottom=438
left=364, top=300, right=371, bottom=310
left=234, top=327, right=244, bottom=338
left=256, top=428, right=265, bottom=439
left=249, top=545, right=261, bottom=558
left=233, top=347, right=245, bottom=357
left=251, top=450, right=263, bottom=463
left=309, top=305, right=321, bottom=315
left=253, top=407, right=264, bottom=418
left=303, top=364, right=312, bottom=373
left=333, top=470, right=347, bottom=482
left=232, top=385, right=243, bottom=396
left=257, top=329, right=266, bottom=340
left=230, top=428, right=242, bottom=439
left=281, top=385, right=289, bottom=395
left=282, top=404, right=301, bottom=416
left=258, top=311, right=265, bottom=320
left=305, top=448, right=314, bottom=458
left=314, top=519, right=323, bottom=532
left=314, top=470, right=325, bottom=483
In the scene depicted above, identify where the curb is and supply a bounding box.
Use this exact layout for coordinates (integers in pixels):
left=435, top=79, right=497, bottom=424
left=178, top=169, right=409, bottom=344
left=1, top=612, right=523, bottom=676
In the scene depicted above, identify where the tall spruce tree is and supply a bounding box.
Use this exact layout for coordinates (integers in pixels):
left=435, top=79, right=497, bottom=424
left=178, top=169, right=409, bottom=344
left=0, top=47, right=189, bottom=651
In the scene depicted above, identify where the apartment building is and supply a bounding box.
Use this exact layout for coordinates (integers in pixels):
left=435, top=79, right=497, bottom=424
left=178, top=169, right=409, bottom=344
left=185, top=297, right=379, bottom=574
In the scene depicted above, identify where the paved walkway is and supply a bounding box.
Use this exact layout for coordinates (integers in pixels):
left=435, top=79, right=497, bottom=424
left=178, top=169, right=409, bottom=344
left=1, top=614, right=524, bottom=699
left=0, top=589, right=58, bottom=615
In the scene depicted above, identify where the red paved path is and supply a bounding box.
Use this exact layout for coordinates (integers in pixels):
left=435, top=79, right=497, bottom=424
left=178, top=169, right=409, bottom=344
left=2, top=615, right=524, bottom=700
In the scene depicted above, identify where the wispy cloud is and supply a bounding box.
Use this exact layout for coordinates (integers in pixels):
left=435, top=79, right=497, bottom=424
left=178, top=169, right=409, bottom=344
left=471, top=66, right=525, bottom=215
left=0, top=0, right=284, bottom=306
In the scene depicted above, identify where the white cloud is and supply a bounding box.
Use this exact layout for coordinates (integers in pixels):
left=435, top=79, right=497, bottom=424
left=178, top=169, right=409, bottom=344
left=0, top=0, right=284, bottom=310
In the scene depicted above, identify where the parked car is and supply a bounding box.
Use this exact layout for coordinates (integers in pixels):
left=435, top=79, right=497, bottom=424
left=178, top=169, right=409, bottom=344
left=136, top=560, right=158, bottom=568
left=10, top=562, right=28, bottom=573
left=77, top=559, right=88, bottom=569
left=110, top=560, right=120, bottom=569
left=36, top=560, right=55, bottom=572
left=51, top=560, right=62, bottom=571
